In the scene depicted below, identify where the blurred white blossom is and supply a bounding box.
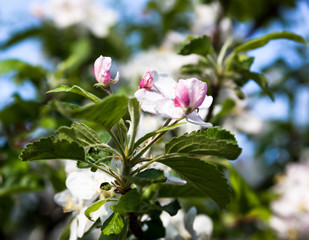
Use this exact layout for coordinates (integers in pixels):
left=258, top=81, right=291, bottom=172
left=161, top=207, right=213, bottom=240
left=31, top=0, right=118, bottom=37
left=270, top=158, right=309, bottom=239
left=120, top=32, right=198, bottom=84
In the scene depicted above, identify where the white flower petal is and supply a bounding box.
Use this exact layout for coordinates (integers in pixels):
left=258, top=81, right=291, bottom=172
left=134, top=89, right=167, bottom=114
left=66, top=171, right=98, bottom=200
left=186, top=111, right=213, bottom=127
left=76, top=208, right=94, bottom=238
left=199, top=95, right=213, bottom=110
left=152, top=71, right=177, bottom=99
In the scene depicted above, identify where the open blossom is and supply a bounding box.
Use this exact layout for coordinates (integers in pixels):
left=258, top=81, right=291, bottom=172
left=54, top=169, right=115, bottom=240
left=134, top=70, right=213, bottom=127
left=94, top=55, right=119, bottom=86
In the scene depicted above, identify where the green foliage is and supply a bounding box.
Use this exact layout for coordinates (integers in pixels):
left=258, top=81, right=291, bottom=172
left=157, top=183, right=209, bottom=198
left=111, top=189, right=141, bottom=214
left=85, top=200, right=109, bottom=221
left=58, top=218, right=74, bottom=240
left=124, top=169, right=167, bottom=186
left=127, top=98, right=140, bottom=154
left=211, top=99, right=236, bottom=123
left=178, top=35, right=212, bottom=56
left=0, top=95, right=41, bottom=126
left=159, top=155, right=231, bottom=208
left=161, top=199, right=181, bottom=216
left=69, top=95, right=128, bottom=129
left=19, top=136, right=85, bottom=161
left=47, top=85, right=101, bottom=103
left=165, top=127, right=242, bottom=160
left=101, top=213, right=124, bottom=236
left=233, top=31, right=307, bottom=54
left=0, top=59, right=46, bottom=83
left=56, top=121, right=103, bottom=148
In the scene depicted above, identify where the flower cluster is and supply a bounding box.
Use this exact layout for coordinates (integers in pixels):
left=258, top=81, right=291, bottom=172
left=135, top=70, right=213, bottom=127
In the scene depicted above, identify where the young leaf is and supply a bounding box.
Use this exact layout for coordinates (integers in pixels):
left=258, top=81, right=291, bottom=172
left=56, top=121, right=103, bottom=148
left=178, top=35, right=212, bottom=56
left=127, top=98, right=140, bottom=154
left=71, top=95, right=128, bottom=129
left=85, top=200, right=109, bottom=221
left=101, top=213, right=124, bottom=236
left=233, top=31, right=307, bottom=54
left=124, top=169, right=166, bottom=187
left=47, top=85, right=101, bottom=103
left=19, top=136, right=85, bottom=161
left=165, top=127, right=242, bottom=160
left=111, top=189, right=141, bottom=214
left=99, top=217, right=128, bottom=240
left=158, top=155, right=231, bottom=208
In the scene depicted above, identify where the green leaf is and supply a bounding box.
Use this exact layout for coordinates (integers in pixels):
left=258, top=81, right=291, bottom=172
left=101, top=213, right=124, bottom=236
left=134, top=122, right=185, bottom=149
left=158, top=183, right=209, bottom=198
left=211, top=99, right=236, bottom=123
left=234, top=31, right=307, bottom=54
left=124, top=169, right=167, bottom=186
left=78, top=147, right=112, bottom=170
left=165, top=127, right=242, bottom=160
left=161, top=199, right=181, bottom=216
left=47, top=85, right=101, bottom=103
left=56, top=122, right=103, bottom=148
left=72, top=95, right=128, bottom=129
left=19, top=136, right=85, bottom=161
left=85, top=200, right=109, bottom=221
left=158, top=155, right=231, bottom=208
left=99, top=218, right=128, bottom=240
left=127, top=98, right=140, bottom=154
left=111, top=189, right=141, bottom=214
left=178, top=35, right=212, bottom=56
left=58, top=218, right=74, bottom=240
left=241, top=70, right=274, bottom=100
left=0, top=59, right=46, bottom=83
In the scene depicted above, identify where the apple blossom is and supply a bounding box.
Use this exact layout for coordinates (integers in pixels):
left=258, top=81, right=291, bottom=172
left=54, top=169, right=115, bottom=240
left=94, top=55, right=119, bottom=87
left=134, top=70, right=213, bottom=127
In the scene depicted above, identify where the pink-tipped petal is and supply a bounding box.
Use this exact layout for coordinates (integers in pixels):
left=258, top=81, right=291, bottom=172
left=186, top=111, right=213, bottom=127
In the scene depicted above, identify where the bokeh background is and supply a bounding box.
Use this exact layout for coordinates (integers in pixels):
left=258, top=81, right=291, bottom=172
left=1, top=0, right=309, bottom=239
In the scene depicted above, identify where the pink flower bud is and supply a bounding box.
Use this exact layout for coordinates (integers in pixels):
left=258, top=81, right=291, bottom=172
left=94, top=56, right=112, bottom=85
left=139, top=71, right=153, bottom=89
